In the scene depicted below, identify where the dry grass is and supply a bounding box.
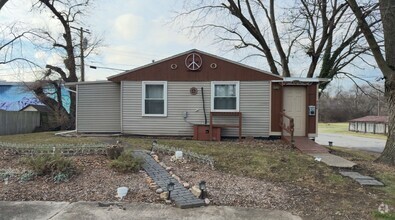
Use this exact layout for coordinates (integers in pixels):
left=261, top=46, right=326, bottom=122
left=121, top=137, right=348, bottom=189
left=319, top=123, right=387, bottom=140
left=329, top=146, right=395, bottom=208
left=0, top=132, right=100, bottom=145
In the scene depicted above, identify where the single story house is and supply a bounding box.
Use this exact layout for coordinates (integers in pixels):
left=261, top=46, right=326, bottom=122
left=349, top=115, right=388, bottom=134
left=71, top=49, right=323, bottom=139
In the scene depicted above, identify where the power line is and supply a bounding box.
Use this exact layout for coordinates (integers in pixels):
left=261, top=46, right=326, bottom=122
left=88, top=65, right=127, bottom=72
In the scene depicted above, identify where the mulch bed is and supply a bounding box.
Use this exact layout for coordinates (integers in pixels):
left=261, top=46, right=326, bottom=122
left=0, top=148, right=385, bottom=219
left=0, top=151, right=158, bottom=203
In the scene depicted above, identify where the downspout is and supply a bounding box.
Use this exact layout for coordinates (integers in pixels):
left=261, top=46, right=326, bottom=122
left=55, top=130, right=76, bottom=136
left=201, top=87, right=207, bottom=125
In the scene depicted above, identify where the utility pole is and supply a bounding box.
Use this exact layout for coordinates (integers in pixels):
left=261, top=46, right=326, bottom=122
left=71, top=26, right=90, bottom=81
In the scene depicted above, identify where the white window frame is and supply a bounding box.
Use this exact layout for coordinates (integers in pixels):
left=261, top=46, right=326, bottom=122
left=142, top=81, right=167, bottom=117
left=211, top=81, right=240, bottom=112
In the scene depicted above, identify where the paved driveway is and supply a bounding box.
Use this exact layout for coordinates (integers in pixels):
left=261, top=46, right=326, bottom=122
left=315, top=133, right=386, bottom=153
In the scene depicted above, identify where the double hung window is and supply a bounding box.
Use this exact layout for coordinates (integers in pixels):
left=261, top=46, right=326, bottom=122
left=142, top=81, right=167, bottom=116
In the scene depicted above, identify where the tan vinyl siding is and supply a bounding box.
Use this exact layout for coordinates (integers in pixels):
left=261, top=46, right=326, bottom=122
left=122, top=81, right=270, bottom=137
left=211, top=81, right=270, bottom=137
left=77, top=82, right=121, bottom=132
left=122, top=81, right=210, bottom=136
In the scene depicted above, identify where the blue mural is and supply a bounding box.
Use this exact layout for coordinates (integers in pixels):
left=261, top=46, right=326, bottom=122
left=0, top=83, right=70, bottom=111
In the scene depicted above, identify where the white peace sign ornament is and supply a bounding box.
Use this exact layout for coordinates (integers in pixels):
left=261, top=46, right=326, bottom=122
left=185, top=53, right=203, bottom=71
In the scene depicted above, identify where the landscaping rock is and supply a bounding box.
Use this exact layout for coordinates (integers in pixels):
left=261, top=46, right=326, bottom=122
left=159, top=192, right=169, bottom=200
left=183, top=182, right=190, bottom=189
left=152, top=155, right=159, bottom=162
left=146, top=177, right=153, bottom=184
left=204, top=198, right=210, bottom=205
left=165, top=199, right=172, bottom=204
left=156, top=188, right=163, bottom=194
left=165, top=167, right=173, bottom=171
left=159, top=162, right=166, bottom=167
left=191, top=185, right=201, bottom=198
left=149, top=183, right=158, bottom=190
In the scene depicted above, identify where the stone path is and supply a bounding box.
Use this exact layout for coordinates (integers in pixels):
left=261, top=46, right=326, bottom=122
left=133, top=151, right=206, bottom=209
left=339, top=171, right=384, bottom=186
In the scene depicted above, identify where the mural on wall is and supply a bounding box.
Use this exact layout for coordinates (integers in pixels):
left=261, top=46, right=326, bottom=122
left=0, top=83, right=70, bottom=111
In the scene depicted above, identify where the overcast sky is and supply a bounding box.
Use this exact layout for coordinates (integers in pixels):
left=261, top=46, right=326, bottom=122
left=0, top=0, right=383, bottom=91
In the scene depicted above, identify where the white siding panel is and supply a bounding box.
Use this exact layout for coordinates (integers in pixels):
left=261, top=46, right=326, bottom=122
left=122, top=81, right=270, bottom=137
left=375, top=124, right=385, bottom=133
left=77, top=83, right=121, bottom=132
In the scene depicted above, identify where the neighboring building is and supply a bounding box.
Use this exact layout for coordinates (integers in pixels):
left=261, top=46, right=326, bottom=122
left=20, top=104, right=56, bottom=129
left=0, top=81, right=70, bottom=111
left=0, top=82, right=42, bottom=111
left=349, top=116, right=389, bottom=134
left=70, top=49, right=324, bottom=139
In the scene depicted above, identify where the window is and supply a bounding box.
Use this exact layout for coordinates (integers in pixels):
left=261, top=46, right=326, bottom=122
left=211, top=81, right=239, bottom=112
left=142, top=81, right=167, bottom=116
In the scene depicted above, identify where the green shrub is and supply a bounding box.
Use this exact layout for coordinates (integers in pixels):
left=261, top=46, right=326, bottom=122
left=22, top=154, right=77, bottom=182
left=20, top=171, right=36, bottom=182
left=53, top=172, right=69, bottom=183
left=0, top=170, right=13, bottom=181
left=109, top=153, right=143, bottom=173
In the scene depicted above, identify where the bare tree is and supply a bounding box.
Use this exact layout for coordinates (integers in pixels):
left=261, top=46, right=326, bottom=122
left=347, top=0, right=395, bottom=165
left=177, top=0, right=381, bottom=88
left=0, top=0, right=8, bottom=11
left=1, top=0, right=99, bottom=129
left=319, top=84, right=387, bottom=122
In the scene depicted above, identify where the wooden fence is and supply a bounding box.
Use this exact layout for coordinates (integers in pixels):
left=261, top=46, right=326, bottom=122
left=0, top=111, right=40, bottom=135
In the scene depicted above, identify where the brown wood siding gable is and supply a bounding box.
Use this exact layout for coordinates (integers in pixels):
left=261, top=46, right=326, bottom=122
left=271, top=82, right=283, bottom=133
left=108, top=50, right=281, bottom=82
left=307, top=84, right=317, bottom=134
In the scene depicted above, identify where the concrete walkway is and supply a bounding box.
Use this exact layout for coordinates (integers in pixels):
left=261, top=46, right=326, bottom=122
left=316, top=133, right=385, bottom=153
left=284, top=136, right=355, bottom=168
left=0, top=201, right=302, bottom=220
left=309, top=153, right=356, bottom=168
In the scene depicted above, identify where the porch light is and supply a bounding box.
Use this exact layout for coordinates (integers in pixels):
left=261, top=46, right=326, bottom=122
left=167, top=182, right=175, bottom=200
left=199, top=180, right=206, bottom=199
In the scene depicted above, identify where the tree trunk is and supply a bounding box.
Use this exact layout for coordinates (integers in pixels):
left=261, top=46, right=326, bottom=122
left=0, top=0, right=8, bottom=10
left=376, top=77, right=395, bottom=165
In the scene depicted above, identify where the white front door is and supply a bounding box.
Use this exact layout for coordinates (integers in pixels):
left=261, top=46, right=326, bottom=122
left=283, top=86, right=306, bottom=136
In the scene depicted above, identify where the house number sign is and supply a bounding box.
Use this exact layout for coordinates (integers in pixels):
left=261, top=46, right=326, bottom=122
left=185, top=53, right=202, bottom=71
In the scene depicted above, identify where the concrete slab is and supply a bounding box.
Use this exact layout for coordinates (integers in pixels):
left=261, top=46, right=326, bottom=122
left=339, top=171, right=384, bottom=186
left=355, top=179, right=384, bottom=186
left=339, top=171, right=374, bottom=179
left=0, top=201, right=302, bottom=220
left=0, top=201, right=69, bottom=220
left=308, top=153, right=356, bottom=168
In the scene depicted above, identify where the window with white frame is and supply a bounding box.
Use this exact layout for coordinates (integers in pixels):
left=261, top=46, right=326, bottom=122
left=211, top=81, right=239, bottom=112
left=142, top=81, right=167, bottom=116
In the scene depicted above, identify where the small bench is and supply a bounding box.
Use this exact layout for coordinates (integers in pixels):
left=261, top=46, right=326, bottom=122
left=209, top=112, right=242, bottom=141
